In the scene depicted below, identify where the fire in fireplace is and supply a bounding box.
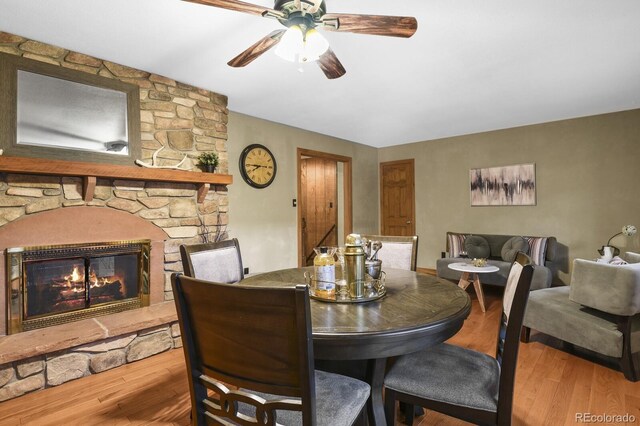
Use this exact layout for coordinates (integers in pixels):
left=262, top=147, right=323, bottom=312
left=6, top=240, right=150, bottom=334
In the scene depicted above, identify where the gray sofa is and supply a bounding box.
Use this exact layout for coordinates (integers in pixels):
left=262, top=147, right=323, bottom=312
left=436, top=232, right=557, bottom=290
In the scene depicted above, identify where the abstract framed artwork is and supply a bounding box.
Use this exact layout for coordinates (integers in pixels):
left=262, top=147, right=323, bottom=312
left=470, top=163, right=536, bottom=206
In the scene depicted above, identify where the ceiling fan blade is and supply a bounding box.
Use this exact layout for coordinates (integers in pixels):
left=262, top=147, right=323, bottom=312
left=321, top=13, right=418, bottom=38
left=183, top=0, right=274, bottom=16
left=318, top=48, right=346, bottom=79
left=228, top=30, right=286, bottom=67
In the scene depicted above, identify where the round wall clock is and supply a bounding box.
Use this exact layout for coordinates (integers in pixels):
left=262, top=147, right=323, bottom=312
left=239, top=144, right=277, bottom=188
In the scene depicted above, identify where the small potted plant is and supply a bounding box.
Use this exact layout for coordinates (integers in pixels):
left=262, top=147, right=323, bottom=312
left=197, top=152, right=219, bottom=173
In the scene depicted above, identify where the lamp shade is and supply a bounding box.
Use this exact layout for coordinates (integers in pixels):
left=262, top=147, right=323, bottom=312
left=275, top=26, right=329, bottom=63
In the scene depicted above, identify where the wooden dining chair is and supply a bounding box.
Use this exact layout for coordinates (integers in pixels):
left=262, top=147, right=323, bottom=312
left=361, top=234, right=418, bottom=271
left=180, top=238, right=244, bottom=283
left=383, top=252, right=534, bottom=426
left=171, top=273, right=370, bottom=425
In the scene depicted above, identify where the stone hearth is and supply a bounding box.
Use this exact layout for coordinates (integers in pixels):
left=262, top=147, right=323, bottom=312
left=0, top=302, right=180, bottom=401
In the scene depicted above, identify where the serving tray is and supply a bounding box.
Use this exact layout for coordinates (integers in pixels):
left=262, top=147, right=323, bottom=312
left=306, top=272, right=387, bottom=304
left=310, top=286, right=386, bottom=304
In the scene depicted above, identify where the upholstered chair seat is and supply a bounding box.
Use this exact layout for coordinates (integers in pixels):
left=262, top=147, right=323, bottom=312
left=385, top=343, right=500, bottom=412
left=239, top=370, right=370, bottom=426
left=384, top=252, right=534, bottom=425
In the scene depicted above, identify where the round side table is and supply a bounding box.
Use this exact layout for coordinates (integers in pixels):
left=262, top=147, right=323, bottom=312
left=447, top=262, right=499, bottom=312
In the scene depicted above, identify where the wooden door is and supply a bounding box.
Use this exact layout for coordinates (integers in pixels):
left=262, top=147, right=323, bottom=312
left=300, top=157, right=338, bottom=266
left=380, top=159, right=415, bottom=236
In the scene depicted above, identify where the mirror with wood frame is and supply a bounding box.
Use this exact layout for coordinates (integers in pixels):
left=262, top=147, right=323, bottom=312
left=0, top=52, right=141, bottom=166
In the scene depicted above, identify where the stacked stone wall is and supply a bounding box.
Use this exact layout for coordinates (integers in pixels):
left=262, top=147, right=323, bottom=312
left=0, top=322, right=182, bottom=401
left=0, top=31, right=231, bottom=301
left=0, top=176, right=228, bottom=299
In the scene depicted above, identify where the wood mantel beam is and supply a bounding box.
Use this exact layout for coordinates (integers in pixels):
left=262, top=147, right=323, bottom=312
left=0, top=156, right=232, bottom=203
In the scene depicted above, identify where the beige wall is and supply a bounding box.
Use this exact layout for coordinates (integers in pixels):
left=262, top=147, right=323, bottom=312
left=378, top=109, right=640, bottom=284
left=228, top=112, right=379, bottom=274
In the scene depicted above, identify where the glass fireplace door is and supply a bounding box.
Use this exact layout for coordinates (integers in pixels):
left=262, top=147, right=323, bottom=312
left=7, top=240, right=151, bottom=334
left=88, top=253, right=139, bottom=305
left=25, top=257, right=87, bottom=318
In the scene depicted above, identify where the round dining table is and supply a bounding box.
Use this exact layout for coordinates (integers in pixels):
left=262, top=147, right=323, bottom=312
left=241, top=267, right=471, bottom=426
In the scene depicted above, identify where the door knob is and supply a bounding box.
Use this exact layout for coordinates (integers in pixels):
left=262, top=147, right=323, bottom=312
left=406, top=220, right=411, bottom=224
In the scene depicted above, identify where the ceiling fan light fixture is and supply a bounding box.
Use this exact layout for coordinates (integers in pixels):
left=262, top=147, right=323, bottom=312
left=195, top=0, right=416, bottom=79
left=275, top=25, right=303, bottom=62
left=302, top=28, right=329, bottom=61
left=275, top=25, right=329, bottom=63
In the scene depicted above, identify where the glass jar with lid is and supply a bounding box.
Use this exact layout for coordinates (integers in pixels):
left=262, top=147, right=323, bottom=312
left=313, top=246, right=336, bottom=299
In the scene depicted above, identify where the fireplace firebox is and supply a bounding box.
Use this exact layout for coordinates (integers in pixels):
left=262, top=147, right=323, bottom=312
left=6, top=240, right=150, bottom=334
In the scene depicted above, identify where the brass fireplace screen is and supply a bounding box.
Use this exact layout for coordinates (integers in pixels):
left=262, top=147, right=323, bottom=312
left=6, top=240, right=150, bottom=334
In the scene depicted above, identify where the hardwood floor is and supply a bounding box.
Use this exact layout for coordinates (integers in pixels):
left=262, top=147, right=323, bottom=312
left=0, top=349, right=191, bottom=426
left=0, top=289, right=638, bottom=425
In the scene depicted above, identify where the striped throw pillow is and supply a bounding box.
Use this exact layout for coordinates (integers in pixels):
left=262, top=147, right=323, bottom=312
left=447, top=233, right=467, bottom=258
left=525, top=237, right=548, bottom=266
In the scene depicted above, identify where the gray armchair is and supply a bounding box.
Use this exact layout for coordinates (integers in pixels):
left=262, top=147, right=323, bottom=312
left=522, top=253, right=640, bottom=381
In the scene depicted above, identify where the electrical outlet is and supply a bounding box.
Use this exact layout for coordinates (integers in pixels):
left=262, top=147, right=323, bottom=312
left=244, top=267, right=249, bottom=275
left=292, top=199, right=297, bottom=207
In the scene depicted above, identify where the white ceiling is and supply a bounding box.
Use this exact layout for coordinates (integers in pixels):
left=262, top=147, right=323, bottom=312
left=1, top=0, right=639, bottom=148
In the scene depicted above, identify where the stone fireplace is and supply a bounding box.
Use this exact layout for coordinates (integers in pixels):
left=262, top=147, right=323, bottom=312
left=0, top=207, right=168, bottom=336
left=0, top=30, right=231, bottom=335
left=0, top=30, right=231, bottom=402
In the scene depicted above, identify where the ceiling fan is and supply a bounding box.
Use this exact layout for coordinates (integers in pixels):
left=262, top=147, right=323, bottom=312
left=184, top=0, right=418, bottom=79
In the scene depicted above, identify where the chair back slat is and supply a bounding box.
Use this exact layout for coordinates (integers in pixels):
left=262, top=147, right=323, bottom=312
left=180, top=239, right=244, bottom=283
left=496, top=252, right=534, bottom=424
left=172, top=274, right=315, bottom=425
left=198, top=375, right=303, bottom=425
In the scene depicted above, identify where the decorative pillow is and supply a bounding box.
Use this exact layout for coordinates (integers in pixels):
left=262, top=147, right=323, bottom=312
left=464, top=235, right=490, bottom=259
left=525, top=237, right=548, bottom=266
left=501, top=236, right=530, bottom=263
left=447, top=233, right=467, bottom=257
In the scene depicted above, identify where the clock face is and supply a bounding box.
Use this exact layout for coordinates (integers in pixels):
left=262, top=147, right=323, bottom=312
left=239, top=144, right=277, bottom=188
